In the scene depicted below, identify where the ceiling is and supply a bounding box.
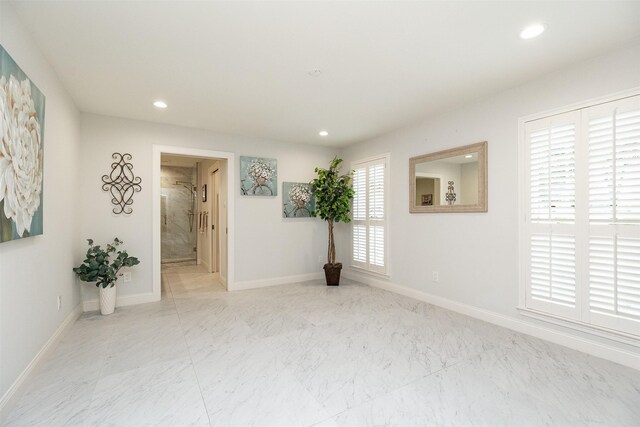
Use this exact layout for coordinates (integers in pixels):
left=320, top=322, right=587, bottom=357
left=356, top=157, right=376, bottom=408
left=10, top=1, right=640, bottom=147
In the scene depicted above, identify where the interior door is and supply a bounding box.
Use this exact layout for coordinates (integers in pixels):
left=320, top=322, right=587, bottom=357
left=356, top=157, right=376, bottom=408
left=209, top=169, right=220, bottom=273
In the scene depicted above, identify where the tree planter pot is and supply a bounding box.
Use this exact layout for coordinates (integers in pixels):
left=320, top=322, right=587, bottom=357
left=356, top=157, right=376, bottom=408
left=99, top=285, right=116, bottom=315
left=323, top=263, right=342, bottom=286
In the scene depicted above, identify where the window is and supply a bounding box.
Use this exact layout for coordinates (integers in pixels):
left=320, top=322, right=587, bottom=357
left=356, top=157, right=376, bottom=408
left=521, top=94, right=640, bottom=337
left=352, top=154, right=389, bottom=275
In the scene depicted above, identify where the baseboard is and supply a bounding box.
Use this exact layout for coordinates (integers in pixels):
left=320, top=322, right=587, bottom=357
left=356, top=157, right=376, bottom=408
left=343, top=270, right=640, bottom=371
left=231, top=272, right=323, bottom=291
left=0, top=303, right=82, bottom=422
left=82, top=292, right=157, bottom=312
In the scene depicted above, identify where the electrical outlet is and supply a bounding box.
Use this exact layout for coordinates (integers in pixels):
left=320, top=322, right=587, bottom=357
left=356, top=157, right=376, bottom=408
left=318, top=255, right=323, bottom=263
left=57, top=295, right=62, bottom=311
left=123, top=272, right=132, bottom=283
left=432, top=271, right=439, bottom=283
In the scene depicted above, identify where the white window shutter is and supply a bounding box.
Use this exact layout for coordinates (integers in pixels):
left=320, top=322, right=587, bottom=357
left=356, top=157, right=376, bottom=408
left=529, top=123, right=576, bottom=223
left=525, top=112, right=579, bottom=319
left=368, top=163, right=385, bottom=220
left=352, top=224, right=367, bottom=265
left=351, top=157, right=388, bottom=275
left=352, top=167, right=367, bottom=221
left=589, top=236, right=640, bottom=318
left=523, top=94, right=640, bottom=337
left=530, top=234, right=576, bottom=306
left=616, top=109, right=640, bottom=222
left=586, top=96, right=640, bottom=335
left=617, top=237, right=640, bottom=319
left=352, top=166, right=367, bottom=269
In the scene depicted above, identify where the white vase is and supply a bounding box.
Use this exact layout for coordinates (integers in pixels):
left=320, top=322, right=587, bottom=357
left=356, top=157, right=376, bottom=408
left=99, top=284, right=116, bottom=315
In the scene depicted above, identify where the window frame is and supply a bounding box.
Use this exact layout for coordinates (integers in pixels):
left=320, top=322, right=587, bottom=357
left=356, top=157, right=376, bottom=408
left=351, top=153, right=391, bottom=277
left=518, top=86, right=640, bottom=343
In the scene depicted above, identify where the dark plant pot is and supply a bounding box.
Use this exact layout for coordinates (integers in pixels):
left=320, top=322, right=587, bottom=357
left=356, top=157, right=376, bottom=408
left=323, top=263, right=342, bottom=286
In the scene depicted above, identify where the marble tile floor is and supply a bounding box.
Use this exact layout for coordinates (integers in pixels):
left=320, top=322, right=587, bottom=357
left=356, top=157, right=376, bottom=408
left=4, top=264, right=640, bottom=426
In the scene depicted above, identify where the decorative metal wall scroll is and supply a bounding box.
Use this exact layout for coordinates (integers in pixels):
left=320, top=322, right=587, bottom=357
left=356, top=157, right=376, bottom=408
left=445, top=181, right=457, bottom=205
left=102, top=153, right=142, bottom=214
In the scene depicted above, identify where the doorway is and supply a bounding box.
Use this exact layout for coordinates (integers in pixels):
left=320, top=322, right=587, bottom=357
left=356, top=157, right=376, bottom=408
left=415, top=173, right=444, bottom=206
left=152, top=145, right=235, bottom=301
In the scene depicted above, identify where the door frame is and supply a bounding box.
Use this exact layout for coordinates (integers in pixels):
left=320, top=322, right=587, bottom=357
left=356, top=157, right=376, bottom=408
left=208, top=165, right=220, bottom=274
left=152, top=145, right=235, bottom=299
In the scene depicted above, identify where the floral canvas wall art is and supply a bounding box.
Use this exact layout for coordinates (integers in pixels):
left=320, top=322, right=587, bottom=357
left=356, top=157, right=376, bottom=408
left=0, top=44, right=45, bottom=243
left=283, top=182, right=315, bottom=218
left=240, top=156, right=277, bottom=196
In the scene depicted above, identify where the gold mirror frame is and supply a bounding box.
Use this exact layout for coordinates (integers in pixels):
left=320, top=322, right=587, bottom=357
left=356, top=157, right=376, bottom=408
left=409, top=141, right=487, bottom=213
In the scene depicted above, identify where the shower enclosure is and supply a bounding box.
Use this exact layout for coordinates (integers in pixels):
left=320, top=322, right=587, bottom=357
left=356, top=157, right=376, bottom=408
left=160, top=166, right=197, bottom=263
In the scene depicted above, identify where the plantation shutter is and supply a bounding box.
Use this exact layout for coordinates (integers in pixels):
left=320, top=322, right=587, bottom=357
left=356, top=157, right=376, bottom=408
left=352, top=166, right=367, bottom=268
left=352, top=156, right=388, bottom=274
left=524, top=111, right=579, bottom=319
left=585, top=96, right=640, bottom=335
left=523, top=94, right=640, bottom=337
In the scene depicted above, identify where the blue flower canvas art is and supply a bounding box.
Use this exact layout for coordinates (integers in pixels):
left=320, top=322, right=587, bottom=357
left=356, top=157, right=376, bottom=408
left=283, top=182, right=315, bottom=218
left=240, top=156, right=277, bottom=196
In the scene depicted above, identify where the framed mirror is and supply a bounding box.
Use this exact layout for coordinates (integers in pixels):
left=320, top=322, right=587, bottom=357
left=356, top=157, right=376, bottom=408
left=409, top=141, right=487, bottom=213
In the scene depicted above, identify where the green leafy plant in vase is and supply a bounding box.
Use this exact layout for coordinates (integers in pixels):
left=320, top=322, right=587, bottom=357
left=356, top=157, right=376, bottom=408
left=73, top=238, right=140, bottom=314
left=311, top=157, right=354, bottom=286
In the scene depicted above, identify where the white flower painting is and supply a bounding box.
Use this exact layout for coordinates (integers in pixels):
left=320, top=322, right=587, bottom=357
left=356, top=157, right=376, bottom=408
left=283, top=182, right=315, bottom=218
left=240, top=156, right=277, bottom=196
left=0, top=45, right=45, bottom=243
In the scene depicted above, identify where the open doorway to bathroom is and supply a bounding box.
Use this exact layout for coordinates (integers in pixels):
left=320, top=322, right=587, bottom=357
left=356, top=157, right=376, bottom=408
left=155, top=150, right=232, bottom=301
left=160, top=155, right=198, bottom=264
left=160, top=154, right=228, bottom=274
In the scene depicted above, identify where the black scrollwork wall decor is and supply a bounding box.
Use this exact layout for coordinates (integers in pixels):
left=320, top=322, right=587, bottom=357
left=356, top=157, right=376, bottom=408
left=445, top=181, right=457, bottom=205
left=101, top=153, right=142, bottom=214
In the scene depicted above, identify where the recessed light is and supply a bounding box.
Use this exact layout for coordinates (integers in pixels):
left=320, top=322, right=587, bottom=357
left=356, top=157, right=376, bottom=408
left=520, top=23, right=545, bottom=39
left=319, top=130, right=329, bottom=137
left=465, top=154, right=473, bottom=159
left=153, top=100, right=168, bottom=109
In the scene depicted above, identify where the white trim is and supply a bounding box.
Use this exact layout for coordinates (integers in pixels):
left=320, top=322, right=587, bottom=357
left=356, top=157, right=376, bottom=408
left=518, top=118, right=527, bottom=309
left=233, top=272, right=323, bottom=291
left=82, top=292, right=156, bottom=312
left=518, top=306, right=640, bottom=348
left=348, top=265, right=390, bottom=280
left=351, top=152, right=391, bottom=165
left=153, top=145, right=235, bottom=298
left=519, top=86, right=640, bottom=124
left=0, top=304, right=82, bottom=423
left=343, top=270, right=640, bottom=371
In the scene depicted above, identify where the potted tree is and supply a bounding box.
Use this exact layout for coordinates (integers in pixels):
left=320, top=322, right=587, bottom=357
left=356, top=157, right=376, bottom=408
left=311, top=157, right=354, bottom=286
left=73, top=238, right=140, bottom=315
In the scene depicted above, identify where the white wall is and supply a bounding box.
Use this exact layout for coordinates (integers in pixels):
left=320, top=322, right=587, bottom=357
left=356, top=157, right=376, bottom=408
left=0, top=2, right=81, bottom=408
left=79, top=114, right=336, bottom=303
left=341, top=42, right=640, bottom=352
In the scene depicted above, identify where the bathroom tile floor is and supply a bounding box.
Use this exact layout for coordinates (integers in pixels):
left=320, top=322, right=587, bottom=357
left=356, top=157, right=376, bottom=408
left=4, top=263, right=640, bottom=426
